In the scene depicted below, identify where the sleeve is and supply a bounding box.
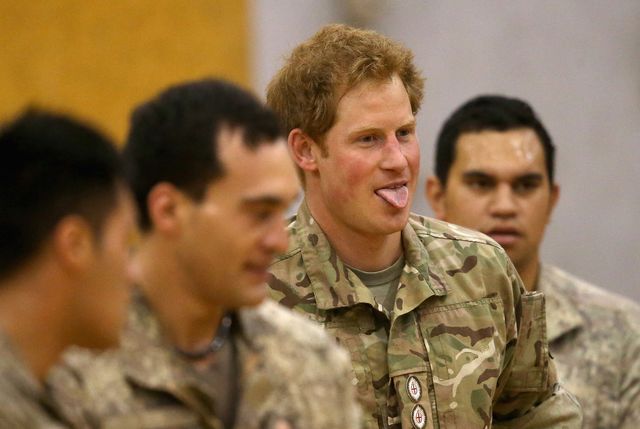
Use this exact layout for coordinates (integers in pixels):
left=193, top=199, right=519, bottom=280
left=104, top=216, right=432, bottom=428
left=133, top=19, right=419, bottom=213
left=619, top=310, right=640, bottom=428
left=492, top=260, right=583, bottom=428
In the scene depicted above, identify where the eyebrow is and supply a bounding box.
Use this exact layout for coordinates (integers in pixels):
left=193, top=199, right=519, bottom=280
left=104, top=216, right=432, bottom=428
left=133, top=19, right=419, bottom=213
left=241, top=193, right=300, bottom=207
left=462, top=170, right=544, bottom=182
left=349, top=120, right=417, bottom=138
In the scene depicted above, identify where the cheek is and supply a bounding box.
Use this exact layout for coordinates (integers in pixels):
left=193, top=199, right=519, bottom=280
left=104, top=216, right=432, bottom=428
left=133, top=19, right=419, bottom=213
left=405, top=143, right=421, bottom=175
left=448, top=194, right=485, bottom=223
left=336, top=156, right=373, bottom=190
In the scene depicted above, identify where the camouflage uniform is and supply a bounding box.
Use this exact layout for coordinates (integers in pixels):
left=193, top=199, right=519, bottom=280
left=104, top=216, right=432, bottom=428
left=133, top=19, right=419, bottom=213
left=0, top=333, right=70, bottom=428
left=268, top=202, right=582, bottom=429
left=49, top=293, right=361, bottom=429
left=539, top=264, right=640, bottom=428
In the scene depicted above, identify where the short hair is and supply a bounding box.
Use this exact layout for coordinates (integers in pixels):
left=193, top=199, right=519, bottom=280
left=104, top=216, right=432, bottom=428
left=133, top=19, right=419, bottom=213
left=124, top=78, right=283, bottom=231
left=266, top=24, right=424, bottom=144
left=0, top=109, right=123, bottom=277
left=434, top=95, right=556, bottom=185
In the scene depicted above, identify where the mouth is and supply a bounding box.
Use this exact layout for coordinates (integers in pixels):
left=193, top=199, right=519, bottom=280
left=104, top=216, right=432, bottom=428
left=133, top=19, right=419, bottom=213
left=374, top=182, right=409, bottom=208
left=244, top=262, right=271, bottom=283
left=485, top=227, right=522, bottom=247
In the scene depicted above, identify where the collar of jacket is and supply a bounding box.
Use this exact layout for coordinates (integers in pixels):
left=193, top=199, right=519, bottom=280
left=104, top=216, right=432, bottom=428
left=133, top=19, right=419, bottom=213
left=119, top=291, right=256, bottom=411
left=0, top=331, right=66, bottom=423
left=536, top=264, right=584, bottom=343
left=293, top=201, right=448, bottom=317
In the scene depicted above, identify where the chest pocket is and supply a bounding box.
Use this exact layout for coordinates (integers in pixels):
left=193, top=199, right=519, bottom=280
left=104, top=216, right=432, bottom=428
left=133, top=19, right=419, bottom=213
left=416, top=297, right=506, bottom=427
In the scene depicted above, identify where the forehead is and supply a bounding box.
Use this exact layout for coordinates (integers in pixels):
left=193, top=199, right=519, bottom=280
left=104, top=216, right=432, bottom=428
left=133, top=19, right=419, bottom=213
left=100, top=187, right=136, bottom=236
left=454, top=128, right=546, bottom=174
left=211, top=129, right=298, bottom=198
left=333, top=75, right=414, bottom=127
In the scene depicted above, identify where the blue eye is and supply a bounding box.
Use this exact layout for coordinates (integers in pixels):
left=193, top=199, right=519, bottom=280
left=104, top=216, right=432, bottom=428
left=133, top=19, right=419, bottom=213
left=358, top=134, right=379, bottom=144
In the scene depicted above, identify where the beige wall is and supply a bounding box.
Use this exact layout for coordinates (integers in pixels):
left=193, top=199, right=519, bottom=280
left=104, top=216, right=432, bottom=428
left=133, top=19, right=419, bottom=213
left=0, top=1, right=249, bottom=143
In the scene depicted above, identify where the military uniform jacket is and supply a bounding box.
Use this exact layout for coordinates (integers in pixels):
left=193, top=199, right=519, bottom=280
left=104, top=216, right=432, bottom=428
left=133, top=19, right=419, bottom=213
left=267, top=202, right=582, bottom=429
left=0, top=333, right=70, bottom=428
left=540, top=264, right=640, bottom=428
left=50, top=294, right=361, bottom=429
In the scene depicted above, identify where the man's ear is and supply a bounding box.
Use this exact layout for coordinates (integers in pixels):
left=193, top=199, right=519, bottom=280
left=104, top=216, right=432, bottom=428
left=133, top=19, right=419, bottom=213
left=425, top=176, right=447, bottom=220
left=53, top=215, right=94, bottom=272
left=146, top=182, right=183, bottom=235
left=288, top=128, right=319, bottom=172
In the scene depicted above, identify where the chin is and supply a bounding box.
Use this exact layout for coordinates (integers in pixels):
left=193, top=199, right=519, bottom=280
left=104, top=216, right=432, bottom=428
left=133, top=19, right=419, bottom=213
left=237, top=282, right=268, bottom=308
left=80, top=333, right=121, bottom=351
left=378, top=212, right=410, bottom=234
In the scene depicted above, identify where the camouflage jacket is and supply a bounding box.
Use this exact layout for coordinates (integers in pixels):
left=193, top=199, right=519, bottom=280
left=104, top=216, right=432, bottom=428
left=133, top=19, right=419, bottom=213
left=540, top=264, right=640, bottom=428
left=49, top=293, right=361, bottom=429
left=267, top=202, right=582, bottom=429
left=0, top=333, right=70, bottom=428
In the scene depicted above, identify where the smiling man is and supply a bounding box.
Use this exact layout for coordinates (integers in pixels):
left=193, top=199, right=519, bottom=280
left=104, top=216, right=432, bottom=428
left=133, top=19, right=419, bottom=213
left=426, top=94, right=640, bottom=428
left=51, top=79, right=360, bottom=429
left=267, top=24, right=581, bottom=429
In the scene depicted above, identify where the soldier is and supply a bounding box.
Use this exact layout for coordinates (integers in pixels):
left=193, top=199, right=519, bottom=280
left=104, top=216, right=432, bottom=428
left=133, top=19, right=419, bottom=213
left=51, top=79, right=361, bottom=429
left=425, top=94, right=640, bottom=428
left=266, top=24, right=582, bottom=428
left=0, top=110, right=135, bottom=426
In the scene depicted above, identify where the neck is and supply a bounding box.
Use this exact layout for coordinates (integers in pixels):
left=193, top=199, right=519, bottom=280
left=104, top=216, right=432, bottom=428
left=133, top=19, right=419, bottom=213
left=306, top=199, right=404, bottom=271
left=0, top=266, right=69, bottom=382
left=132, top=236, right=225, bottom=353
left=516, top=258, right=540, bottom=292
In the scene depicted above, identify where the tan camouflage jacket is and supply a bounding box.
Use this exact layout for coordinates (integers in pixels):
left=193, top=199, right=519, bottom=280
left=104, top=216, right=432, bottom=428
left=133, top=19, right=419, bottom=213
left=0, top=333, right=70, bottom=428
left=267, top=203, right=582, bottom=429
left=49, top=294, right=361, bottom=429
left=540, top=264, right=640, bottom=428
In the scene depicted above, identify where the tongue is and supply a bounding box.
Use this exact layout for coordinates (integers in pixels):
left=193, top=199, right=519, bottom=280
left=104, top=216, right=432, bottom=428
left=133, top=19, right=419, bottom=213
left=376, top=185, right=409, bottom=208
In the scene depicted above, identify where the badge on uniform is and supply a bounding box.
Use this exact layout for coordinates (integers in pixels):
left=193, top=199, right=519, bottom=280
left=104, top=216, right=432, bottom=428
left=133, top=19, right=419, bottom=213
left=411, top=404, right=427, bottom=429
left=406, top=376, right=422, bottom=402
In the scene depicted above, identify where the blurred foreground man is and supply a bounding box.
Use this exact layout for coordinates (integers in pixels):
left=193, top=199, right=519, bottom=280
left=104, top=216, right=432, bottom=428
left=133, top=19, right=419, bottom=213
left=0, top=111, right=135, bottom=426
left=52, top=79, right=360, bottom=428
left=266, top=24, right=581, bottom=428
left=426, top=94, right=640, bottom=428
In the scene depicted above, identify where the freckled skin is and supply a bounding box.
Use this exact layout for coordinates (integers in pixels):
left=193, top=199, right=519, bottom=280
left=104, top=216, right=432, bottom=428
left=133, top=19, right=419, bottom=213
left=302, top=75, right=420, bottom=270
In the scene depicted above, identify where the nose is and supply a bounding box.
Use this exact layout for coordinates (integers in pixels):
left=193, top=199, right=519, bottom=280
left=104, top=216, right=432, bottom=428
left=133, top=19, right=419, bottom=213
left=263, top=217, right=289, bottom=255
left=490, top=184, right=517, bottom=218
left=379, top=137, right=409, bottom=171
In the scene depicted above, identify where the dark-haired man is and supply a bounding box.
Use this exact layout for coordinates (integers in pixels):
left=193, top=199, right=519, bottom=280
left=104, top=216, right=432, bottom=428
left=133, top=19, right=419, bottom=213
left=267, top=24, right=581, bottom=428
left=0, top=110, right=135, bottom=426
left=426, top=94, right=640, bottom=428
left=52, top=79, right=360, bottom=429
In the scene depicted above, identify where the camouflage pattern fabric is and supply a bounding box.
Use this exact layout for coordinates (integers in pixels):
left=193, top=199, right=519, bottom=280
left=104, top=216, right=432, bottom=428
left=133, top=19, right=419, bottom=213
left=267, top=202, right=582, bottom=429
left=539, top=264, right=640, bottom=428
left=49, top=293, right=361, bottom=429
left=0, top=333, right=70, bottom=428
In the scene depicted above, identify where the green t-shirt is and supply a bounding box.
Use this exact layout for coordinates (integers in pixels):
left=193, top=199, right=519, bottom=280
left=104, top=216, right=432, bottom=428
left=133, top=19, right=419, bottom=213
left=348, top=256, right=405, bottom=313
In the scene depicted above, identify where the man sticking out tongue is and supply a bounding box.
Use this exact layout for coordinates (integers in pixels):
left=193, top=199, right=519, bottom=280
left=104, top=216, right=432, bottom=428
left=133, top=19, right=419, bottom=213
left=266, top=24, right=581, bottom=429
left=376, top=184, right=410, bottom=209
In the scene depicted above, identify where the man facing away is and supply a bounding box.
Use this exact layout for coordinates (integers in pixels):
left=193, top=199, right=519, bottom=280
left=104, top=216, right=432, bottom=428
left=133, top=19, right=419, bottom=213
left=51, top=79, right=361, bottom=429
left=0, top=110, right=135, bottom=427
left=266, top=24, right=581, bottom=429
left=426, top=94, right=640, bottom=428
